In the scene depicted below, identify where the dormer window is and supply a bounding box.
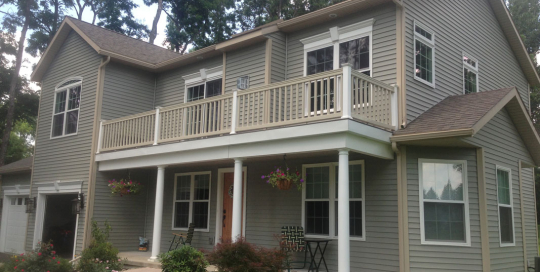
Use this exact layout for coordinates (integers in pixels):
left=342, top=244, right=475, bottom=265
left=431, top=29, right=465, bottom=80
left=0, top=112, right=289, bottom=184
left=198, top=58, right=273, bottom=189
left=51, top=77, right=82, bottom=138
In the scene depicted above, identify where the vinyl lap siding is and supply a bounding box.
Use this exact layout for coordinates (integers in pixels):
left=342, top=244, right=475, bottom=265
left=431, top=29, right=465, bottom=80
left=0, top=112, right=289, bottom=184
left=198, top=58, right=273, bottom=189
left=404, top=0, right=530, bottom=122
left=28, top=31, right=101, bottom=254
left=406, top=146, right=483, bottom=272
left=154, top=56, right=222, bottom=107
left=285, top=3, right=396, bottom=85
left=92, top=170, right=149, bottom=251
left=523, top=167, right=537, bottom=267
left=245, top=155, right=399, bottom=272
left=268, top=32, right=286, bottom=83
left=225, top=42, right=266, bottom=92
left=101, top=63, right=155, bottom=120
left=463, top=109, right=535, bottom=272
left=1, top=172, right=32, bottom=187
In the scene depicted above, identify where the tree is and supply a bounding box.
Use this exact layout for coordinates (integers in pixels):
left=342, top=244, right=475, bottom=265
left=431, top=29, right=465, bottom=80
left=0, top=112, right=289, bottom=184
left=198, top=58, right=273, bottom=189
left=0, top=0, right=35, bottom=167
left=235, top=0, right=344, bottom=31
left=163, top=0, right=236, bottom=53
left=145, top=0, right=162, bottom=44
left=94, top=0, right=148, bottom=39
left=26, top=0, right=68, bottom=57
left=0, top=32, right=39, bottom=165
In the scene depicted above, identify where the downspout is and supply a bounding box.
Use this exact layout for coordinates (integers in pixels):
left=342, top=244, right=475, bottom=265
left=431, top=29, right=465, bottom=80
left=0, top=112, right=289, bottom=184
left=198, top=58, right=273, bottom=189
left=82, top=56, right=110, bottom=250
left=393, top=141, right=409, bottom=272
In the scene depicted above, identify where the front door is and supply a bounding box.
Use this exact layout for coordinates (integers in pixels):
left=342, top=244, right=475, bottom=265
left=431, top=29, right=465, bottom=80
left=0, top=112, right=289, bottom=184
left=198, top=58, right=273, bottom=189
left=221, top=172, right=243, bottom=242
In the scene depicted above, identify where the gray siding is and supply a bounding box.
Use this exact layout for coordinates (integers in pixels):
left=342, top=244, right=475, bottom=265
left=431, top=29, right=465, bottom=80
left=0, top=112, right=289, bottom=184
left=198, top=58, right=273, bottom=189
left=101, top=63, right=156, bottom=120
left=154, top=56, right=222, bottom=107
left=28, top=31, right=102, bottom=253
left=404, top=0, right=530, bottom=122
left=225, top=42, right=267, bottom=92
left=92, top=170, right=149, bottom=251
left=140, top=154, right=399, bottom=271
left=463, top=108, right=536, bottom=271
left=286, top=3, right=397, bottom=85
left=406, top=146, right=483, bottom=272
left=268, top=32, right=286, bottom=83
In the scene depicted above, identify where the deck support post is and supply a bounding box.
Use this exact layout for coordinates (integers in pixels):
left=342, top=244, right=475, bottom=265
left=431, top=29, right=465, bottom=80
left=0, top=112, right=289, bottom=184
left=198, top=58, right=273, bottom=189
left=153, top=107, right=161, bottom=145
left=338, top=149, right=350, bottom=272
left=149, top=165, right=167, bottom=261
left=96, top=120, right=104, bottom=153
left=341, top=63, right=352, bottom=119
left=231, top=158, right=243, bottom=241
left=391, top=84, right=399, bottom=130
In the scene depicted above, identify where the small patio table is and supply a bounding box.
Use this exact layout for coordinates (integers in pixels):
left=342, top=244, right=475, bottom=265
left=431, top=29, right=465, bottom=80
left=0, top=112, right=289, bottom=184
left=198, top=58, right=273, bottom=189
left=304, top=238, right=332, bottom=271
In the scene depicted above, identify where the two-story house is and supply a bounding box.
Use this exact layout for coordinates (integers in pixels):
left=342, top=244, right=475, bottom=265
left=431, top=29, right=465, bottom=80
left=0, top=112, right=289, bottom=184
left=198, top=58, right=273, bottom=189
left=3, top=0, right=540, bottom=271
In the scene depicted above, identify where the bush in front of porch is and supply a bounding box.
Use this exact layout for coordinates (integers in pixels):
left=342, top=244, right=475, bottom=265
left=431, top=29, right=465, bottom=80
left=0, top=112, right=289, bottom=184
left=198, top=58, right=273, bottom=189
left=75, top=220, right=124, bottom=272
left=160, top=246, right=208, bottom=272
left=0, top=241, right=73, bottom=272
left=206, top=238, right=285, bottom=272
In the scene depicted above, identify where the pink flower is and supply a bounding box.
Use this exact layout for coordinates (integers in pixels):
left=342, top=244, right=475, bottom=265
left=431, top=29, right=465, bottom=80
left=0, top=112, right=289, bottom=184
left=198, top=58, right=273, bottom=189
left=38, top=253, right=42, bottom=256
left=57, top=261, right=60, bottom=264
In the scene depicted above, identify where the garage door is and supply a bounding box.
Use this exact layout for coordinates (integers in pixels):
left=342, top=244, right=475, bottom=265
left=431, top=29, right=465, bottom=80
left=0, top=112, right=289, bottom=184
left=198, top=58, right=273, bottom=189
left=3, top=197, right=28, bottom=254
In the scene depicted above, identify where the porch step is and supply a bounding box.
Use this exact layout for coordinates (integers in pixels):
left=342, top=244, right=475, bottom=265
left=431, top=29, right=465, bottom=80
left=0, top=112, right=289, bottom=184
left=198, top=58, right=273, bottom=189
left=118, top=251, right=161, bottom=269
left=123, top=259, right=161, bottom=269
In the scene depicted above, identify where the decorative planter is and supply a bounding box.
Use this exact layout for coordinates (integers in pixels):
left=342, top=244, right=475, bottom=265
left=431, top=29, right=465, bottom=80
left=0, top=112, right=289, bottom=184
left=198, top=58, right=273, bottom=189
left=120, top=188, right=130, bottom=195
left=276, top=179, right=292, bottom=190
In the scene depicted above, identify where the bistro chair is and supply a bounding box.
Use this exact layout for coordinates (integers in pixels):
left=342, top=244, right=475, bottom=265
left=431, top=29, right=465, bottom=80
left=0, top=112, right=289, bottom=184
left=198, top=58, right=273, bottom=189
left=281, top=226, right=310, bottom=272
left=168, top=223, right=195, bottom=251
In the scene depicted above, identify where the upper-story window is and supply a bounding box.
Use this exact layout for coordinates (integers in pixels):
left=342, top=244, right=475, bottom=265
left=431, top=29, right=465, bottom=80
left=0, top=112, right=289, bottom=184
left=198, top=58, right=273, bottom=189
left=51, top=77, right=82, bottom=138
left=463, top=53, right=479, bottom=94
left=301, top=19, right=373, bottom=76
left=414, top=21, right=435, bottom=87
left=183, top=67, right=223, bottom=103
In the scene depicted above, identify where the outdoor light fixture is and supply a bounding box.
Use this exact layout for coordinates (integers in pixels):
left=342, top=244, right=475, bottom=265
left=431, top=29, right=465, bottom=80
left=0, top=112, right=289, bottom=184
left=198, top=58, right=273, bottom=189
left=72, top=193, right=84, bottom=215
left=25, top=197, right=36, bottom=213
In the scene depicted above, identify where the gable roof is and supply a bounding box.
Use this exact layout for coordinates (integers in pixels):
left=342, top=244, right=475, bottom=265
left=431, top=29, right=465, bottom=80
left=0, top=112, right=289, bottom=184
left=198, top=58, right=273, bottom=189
left=31, top=0, right=540, bottom=86
left=0, top=157, right=33, bottom=174
left=391, top=88, right=540, bottom=165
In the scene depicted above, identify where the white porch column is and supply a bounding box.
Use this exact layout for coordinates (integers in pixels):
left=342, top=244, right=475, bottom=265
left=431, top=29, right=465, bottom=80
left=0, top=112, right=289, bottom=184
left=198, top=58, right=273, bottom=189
left=338, top=149, right=350, bottom=272
left=149, top=165, right=167, bottom=261
left=231, top=158, right=243, bottom=241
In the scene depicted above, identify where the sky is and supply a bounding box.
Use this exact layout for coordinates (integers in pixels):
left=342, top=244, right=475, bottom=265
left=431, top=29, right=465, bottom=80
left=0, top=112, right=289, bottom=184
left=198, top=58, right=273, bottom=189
left=2, top=0, right=167, bottom=85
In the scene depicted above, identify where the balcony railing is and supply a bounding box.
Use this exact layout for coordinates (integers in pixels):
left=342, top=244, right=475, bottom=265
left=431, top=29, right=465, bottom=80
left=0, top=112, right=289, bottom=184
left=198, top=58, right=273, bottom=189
left=97, top=65, right=398, bottom=153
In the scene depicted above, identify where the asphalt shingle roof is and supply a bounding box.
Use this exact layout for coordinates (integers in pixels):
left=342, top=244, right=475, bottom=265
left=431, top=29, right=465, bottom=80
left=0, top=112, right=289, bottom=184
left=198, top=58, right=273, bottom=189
left=68, top=17, right=181, bottom=65
left=394, top=88, right=515, bottom=136
left=0, top=157, right=33, bottom=174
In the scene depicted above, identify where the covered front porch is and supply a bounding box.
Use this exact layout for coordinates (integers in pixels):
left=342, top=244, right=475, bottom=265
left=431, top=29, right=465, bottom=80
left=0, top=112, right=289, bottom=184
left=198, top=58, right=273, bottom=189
left=93, top=134, right=399, bottom=271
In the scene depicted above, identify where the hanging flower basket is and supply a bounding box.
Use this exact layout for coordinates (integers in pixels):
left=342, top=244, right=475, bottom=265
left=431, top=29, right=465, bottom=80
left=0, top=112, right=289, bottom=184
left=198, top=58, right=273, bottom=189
left=108, top=179, right=143, bottom=197
left=262, top=166, right=303, bottom=191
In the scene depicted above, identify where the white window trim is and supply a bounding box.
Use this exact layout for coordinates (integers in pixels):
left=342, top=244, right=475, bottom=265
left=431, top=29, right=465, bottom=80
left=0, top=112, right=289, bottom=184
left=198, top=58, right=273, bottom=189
left=172, top=171, right=212, bottom=232
left=183, top=66, right=223, bottom=103
left=413, top=20, right=436, bottom=88
left=301, top=18, right=374, bottom=77
left=50, top=76, right=83, bottom=139
left=418, top=158, right=470, bottom=247
left=462, top=52, right=479, bottom=94
left=301, top=160, right=366, bottom=241
left=496, top=165, right=515, bottom=247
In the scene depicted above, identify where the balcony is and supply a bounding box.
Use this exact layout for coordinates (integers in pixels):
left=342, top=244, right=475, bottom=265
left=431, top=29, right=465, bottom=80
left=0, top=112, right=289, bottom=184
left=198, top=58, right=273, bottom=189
left=97, top=65, right=398, bottom=153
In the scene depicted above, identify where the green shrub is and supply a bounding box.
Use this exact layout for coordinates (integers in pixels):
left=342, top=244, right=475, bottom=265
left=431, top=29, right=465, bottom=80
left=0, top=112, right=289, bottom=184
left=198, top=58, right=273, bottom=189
left=75, top=220, right=124, bottom=272
left=2, top=241, right=74, bottom=272
left=159, top=246, right=208, bottom=272
left=206, top=239, right=285, bottom=272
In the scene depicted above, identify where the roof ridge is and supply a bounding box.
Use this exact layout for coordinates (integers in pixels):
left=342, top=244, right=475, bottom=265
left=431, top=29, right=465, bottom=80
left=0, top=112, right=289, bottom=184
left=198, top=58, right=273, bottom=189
left=65, top=16, right=181, bottom=56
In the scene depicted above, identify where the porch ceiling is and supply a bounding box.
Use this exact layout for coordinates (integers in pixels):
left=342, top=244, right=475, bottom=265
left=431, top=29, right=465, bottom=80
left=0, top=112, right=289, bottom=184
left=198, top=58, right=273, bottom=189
left=95, top=119, right=393, bottom=171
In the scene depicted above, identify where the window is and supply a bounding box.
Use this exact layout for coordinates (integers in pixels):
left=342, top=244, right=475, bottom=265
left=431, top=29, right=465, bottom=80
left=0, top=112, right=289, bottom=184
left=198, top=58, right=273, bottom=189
left=307, top=46, right=334, bottom=76
left=497, top=166, right=514, bottom=246
left=303, top=161, right=365, bottom=240
left=186, top=78, right=222, bottom=102
left=463, top=54, right=479, bottom=94
left=173, top=172, right=211, bottom=231
left=51, top=77, right=82, bottom=138
left=339, top=36, right=370, bottom=76
left=414, top=21, right=435, bottom=87
left=419, top=159, right=470, bottom=246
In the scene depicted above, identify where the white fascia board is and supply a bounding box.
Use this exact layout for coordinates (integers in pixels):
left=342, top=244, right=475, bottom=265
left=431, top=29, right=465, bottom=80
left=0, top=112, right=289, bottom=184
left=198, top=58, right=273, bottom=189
left=96, top=120, right=393, bottom=171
